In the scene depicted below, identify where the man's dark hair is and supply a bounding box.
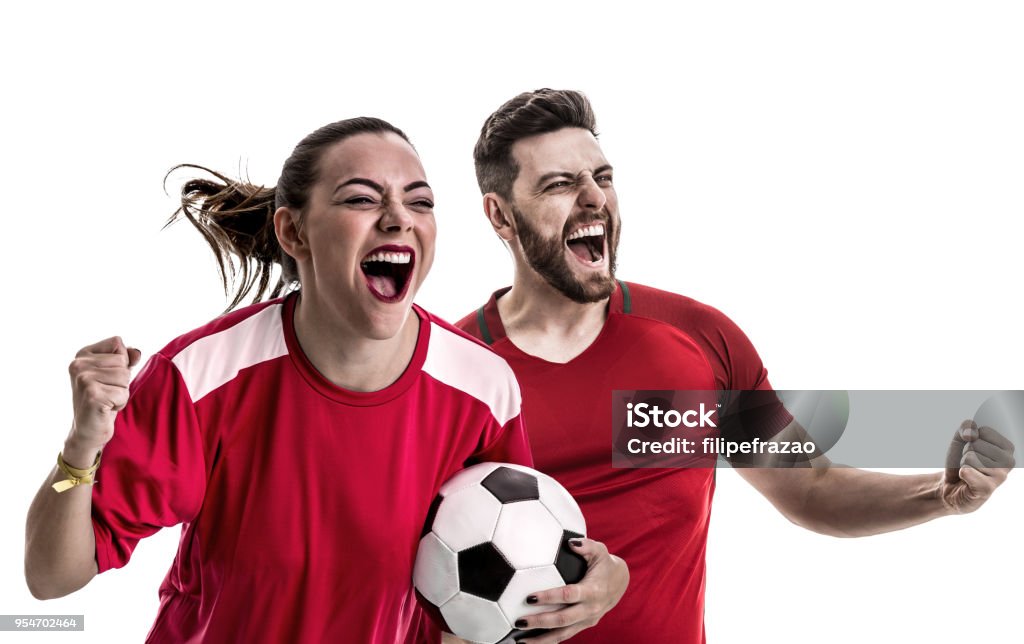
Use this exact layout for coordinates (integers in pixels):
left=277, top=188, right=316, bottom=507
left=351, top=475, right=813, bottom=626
left=473, top=89, right=597, bottom=200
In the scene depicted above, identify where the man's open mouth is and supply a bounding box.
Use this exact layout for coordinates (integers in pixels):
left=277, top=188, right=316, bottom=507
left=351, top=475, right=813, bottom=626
left=566, top=223, right=606, bottom=264
left=360, top=245, right=416, bottom=303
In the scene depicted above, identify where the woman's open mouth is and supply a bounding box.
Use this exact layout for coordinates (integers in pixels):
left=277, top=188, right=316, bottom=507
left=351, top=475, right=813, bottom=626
left=565, top=223, right=606, bottom=265
left=360, top=245, right=416, bottom=303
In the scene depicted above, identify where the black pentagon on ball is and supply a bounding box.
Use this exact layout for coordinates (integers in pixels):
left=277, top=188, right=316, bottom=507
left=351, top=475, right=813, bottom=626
left=555, top=530, right=588, bottom=584
left=481, top=466, right=540, bottom=503
left=458, top=542, right=515, bottom=601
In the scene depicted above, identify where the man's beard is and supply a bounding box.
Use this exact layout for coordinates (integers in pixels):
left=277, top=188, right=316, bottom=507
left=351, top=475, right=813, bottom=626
left=512, top=204, right=619, bottom=304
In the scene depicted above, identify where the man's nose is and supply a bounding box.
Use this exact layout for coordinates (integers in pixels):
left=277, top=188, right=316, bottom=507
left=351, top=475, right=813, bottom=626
left=578, top=175, right=607, bottom=211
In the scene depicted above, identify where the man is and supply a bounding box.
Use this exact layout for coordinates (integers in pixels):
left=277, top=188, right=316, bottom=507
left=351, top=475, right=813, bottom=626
left=455, top=89, right=1015, bottom=643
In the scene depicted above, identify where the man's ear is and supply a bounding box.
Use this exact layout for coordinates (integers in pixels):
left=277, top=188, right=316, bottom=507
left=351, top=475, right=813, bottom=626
left=483, top=193, right=516, bottom=242
left=274, top=206, right=310, bottom=261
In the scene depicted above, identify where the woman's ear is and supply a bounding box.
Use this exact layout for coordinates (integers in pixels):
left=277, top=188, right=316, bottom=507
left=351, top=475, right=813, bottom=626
left=274, top=206, right=310, bottom=261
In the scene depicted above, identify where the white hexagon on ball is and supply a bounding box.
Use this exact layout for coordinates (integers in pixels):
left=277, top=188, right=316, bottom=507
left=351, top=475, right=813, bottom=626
left=412, top=533, right=459, bottom=607
left=492, top=500, right=563, bottom=569
left=497, top=564, right=567, bottom=625
left=441, top=591, right=512, bottom=644
left=536, top=474, right=586, bottom=536
left=433, top=484, right=503, bottom=552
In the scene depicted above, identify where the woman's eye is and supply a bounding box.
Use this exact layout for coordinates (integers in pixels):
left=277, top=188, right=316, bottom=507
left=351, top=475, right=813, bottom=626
left=345, top=196, right=375, bottom=205
left=413, top=200, right=434, bottom=209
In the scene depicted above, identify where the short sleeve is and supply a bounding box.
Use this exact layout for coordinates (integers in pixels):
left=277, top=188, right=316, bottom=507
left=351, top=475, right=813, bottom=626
left=690, top=306, right=793, bottom=440
left=629, top=284, right=794, bottom=439
left=469, top=413, right=534, bottom=468
left=683, top=304, right=773, bottom=392
left=91, top=353, right=207, bottom=572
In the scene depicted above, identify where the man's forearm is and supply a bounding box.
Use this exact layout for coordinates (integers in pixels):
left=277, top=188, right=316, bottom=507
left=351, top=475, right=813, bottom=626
left=737, top=418, right=1012, bottom=537
left=793, top=467, right=951, bottom=537
left=737, top=465, right=954, bottom=537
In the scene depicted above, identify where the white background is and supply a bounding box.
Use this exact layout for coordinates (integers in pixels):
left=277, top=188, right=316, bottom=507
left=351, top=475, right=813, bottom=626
left=2, top=1, right=1021, bottom=642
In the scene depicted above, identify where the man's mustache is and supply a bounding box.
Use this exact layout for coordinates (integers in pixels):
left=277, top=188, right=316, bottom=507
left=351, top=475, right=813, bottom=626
left=561, top=209, right=615, bottom=238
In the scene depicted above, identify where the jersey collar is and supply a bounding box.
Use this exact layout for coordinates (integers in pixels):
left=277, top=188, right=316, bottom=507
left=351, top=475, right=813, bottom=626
left=478, top=280, right=630, bottom=346
left=281, top=291, right=431, bottom=406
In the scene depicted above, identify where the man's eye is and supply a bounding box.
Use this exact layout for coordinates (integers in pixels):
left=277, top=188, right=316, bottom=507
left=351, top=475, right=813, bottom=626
left=596, top=175, right=613, bottom=185
left=546, top=181, right=571, bottom=191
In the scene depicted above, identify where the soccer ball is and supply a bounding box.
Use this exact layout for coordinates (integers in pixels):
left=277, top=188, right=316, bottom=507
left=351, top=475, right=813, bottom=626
left=413, top=462, right=588, bottom=644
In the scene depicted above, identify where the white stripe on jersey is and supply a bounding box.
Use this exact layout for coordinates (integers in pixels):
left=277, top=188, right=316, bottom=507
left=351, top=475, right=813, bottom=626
left=172, top=303, right=288, bottom=403
left=422, top=322, right=522, bottom=426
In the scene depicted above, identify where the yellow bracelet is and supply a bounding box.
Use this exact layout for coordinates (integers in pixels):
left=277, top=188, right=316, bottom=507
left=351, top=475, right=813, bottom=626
left=52, top=451, right=102, bottom=493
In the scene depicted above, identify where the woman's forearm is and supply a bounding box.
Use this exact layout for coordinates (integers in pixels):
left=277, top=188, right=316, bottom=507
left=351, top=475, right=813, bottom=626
left=25, top=440, right=102, bottom=599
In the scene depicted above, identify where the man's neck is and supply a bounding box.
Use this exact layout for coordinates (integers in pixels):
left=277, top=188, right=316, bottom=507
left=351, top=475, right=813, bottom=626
left=497, top=272, right=609, bottom=364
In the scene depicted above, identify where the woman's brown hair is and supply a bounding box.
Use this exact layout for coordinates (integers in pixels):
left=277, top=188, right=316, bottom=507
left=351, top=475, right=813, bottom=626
left=167, top=117, right=412, bottom=311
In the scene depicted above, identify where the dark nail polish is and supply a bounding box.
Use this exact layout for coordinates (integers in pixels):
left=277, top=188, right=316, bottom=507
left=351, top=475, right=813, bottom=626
left=515, top=618, right=528, bottom=628
left=570, top=539, right=583, bottom=547
left=526, top=595, right=538, bottom=604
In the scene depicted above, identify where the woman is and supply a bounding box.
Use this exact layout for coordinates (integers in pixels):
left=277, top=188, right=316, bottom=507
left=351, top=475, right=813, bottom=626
left=24, top=118, right=625, bottom=643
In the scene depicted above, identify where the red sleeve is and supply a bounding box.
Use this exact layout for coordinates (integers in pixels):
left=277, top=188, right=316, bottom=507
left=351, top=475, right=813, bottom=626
left=687, top=305, right=793, bottom=437
left=626, top=283, right=769, bottom=390
left=683, top=302, right=793, bottom=439
left=711, top=312, right=772, bottom=390
left=667, top=300, right=773, bottom=392
left=470, top=413, right=534, bottom=468
left=447, top=331, right=534, bottom=467
left=91, top=353, right=207, bottom=572
left=630, top=283, right=792, bottom=438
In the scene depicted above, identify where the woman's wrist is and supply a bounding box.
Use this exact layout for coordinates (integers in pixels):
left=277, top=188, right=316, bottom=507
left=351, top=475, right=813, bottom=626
left=61, top=438, right=104, bottom=471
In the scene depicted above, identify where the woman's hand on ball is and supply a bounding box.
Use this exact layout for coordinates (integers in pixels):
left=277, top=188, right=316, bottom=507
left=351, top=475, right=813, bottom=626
left=513, top=538, right=629, bottom=643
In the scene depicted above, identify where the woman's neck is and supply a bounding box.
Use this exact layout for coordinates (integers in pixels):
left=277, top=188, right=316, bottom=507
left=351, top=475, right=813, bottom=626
left=292, top=293, right=420, bottom=392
